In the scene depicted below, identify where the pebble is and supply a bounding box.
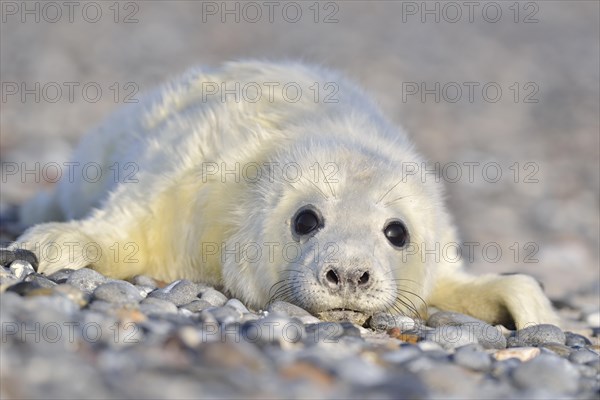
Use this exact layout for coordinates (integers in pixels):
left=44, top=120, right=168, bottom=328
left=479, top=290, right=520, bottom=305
left=6, top=281, right=44, bottom=296
left=94, top=281, right=144, bottom=305
left=0, top=248, right=38, bottom=270
left=25, top=273, right=57, bottom=289
left=47, top=269, right=75, bottom=284
left=427, top=311, right=506, bottom=349
left=148, top=279, right=203, bottom=306
left=53, top=284, right=89, bottom=308
left=138, top=297, right=179, bottom=315
left=9, top=260, right=35, bottom=280
left=305, top=322, right=345, bottom=344
left=508, top=324, right=566, bottom=347
left=369, top=312, right=415, bottom=331
left=425, top=325, right=478, bottom=350
left=225, top=298, right=249, bottom=314
left=181, top=299, right=213, bottom=313
left=453, top=344, right=492, bottom=371
left=586, top=359, right=600, bottom=373
left=334, top=357, right=387, bottom=386
left=200, top=288, right=228, bottom=307
left=298, top=315, right=321, bottom=325
left=568, top=348, right=599, bottom=364
left=267, top=300, right=312, bottom=318
left=565, top=331, right=592, bottom=347
left=490, top=358, right=522, bottom=379
left=511, top=354, right=580, bottom=394
left=381, top=345, right=423, bottom=364
left=340, top=322, right=361, bottom=338
left=202, top=306, right=243, bottom=325
left=416, top=340, right=443, bottom=352
left=131, top=275, right=158, bottom=289
left=136, top=285, right=155, bottom=297
left=540, top=342, right=573, bottom=358
left=66, top=268, right=110, bottom=294
left=242, top=315, right=305, bottom=346
left=494, top=347, right=540, bottom=362
left=585, top=311, right=600, bottom=327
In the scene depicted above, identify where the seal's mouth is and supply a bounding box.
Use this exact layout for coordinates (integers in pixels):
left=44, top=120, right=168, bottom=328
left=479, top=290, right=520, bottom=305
left=316, top=309, right=370, bottom=325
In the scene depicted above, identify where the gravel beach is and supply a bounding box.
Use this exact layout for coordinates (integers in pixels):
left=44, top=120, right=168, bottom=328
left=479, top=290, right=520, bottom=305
left=0, top=260, right=598, bottom=399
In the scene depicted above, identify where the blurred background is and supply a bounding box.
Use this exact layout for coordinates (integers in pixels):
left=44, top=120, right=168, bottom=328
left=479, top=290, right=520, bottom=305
left=1, top=1, right=598, bottom=327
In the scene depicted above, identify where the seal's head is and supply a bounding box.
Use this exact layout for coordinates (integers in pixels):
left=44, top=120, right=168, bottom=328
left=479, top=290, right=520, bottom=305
left=222, top=116, right=455, bottom=322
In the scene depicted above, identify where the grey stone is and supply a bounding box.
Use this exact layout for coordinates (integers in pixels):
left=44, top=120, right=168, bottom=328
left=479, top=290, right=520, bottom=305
left=200, top=288, right=228, bottom=307
left=136, top=285, right=155, bottom=297
left=88, top=300, right=115, bottom=314
left=6, top=280, right=44, bottom=296
left=490, top=358, right=522, bottom=379
left=569, top=348, right=599, bottom=364
left=417, top=340, right=444, bottom=352
left=540, top=342, right=573, bottom=358
left=202, top=306, right=243, bottom=325
left=9, top=260, right=35, bottom=280
left=424, top=350, right=450, bottom=362
left=508, top=324, right=566, bottom=347
left=225, top=298, right=249, bottom=314
left=148, top=279, right=203, bottom=306
left=94, top=281, right=144, bottom=305
left=427, top=311, right=481, bottom=327
left=381, top=345, right=423, bottom=364
left=339, top=321, right=362, bottom=338
left=511, top=354, right=580, bottom=394
left=417, top=364, right=482, bottom=396
left=242, top=315, right=305, bottom=346
left=578, top=376, right=600, bottom=394
left=266, top=300, right=311, bottom=318
left=453, top=344, right=492, bottom=371
left=0, top=274, right=19, bottom=290
left=131, top=275, right=158, bottom=289
left=564, top=331, right=592, bottom=347
left=25, top=273, right=57, bottom=289
left=426, top=311, right=506, bottom=349
left=298, top=315, right=321, bottom=324
left=139, top=297, right=178, bottom=315
left=0, top=248, right=38, bottom=270
left=54, top=284, right=90, bottom=308
left=425, top=325, right=478, bottom=350
left=240, top=313, right=261, bottom=323
left=181, top=299, right=213, bottom=313
left=369, top=312, right=415, bottom=331
left=405, top=356, right=437, bottom=373
left=66, top=268, right=110, bottom=294
left=586, top=359, right=600, bottom=373
left=46, top=269, right=76, bottom=284
left=334, top=356, right=387, bottom=386
left=585, top=311, right=600, bottom=327
left=305, top=322, right=345, bottom=345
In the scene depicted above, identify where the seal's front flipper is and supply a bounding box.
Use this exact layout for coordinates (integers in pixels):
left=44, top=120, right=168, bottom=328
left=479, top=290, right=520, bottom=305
left=429, top=272, right=560, bottom=330
left=9, top=222, right=95, bottom=275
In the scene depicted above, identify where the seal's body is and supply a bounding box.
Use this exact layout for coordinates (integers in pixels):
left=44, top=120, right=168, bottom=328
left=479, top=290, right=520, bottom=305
left=13, top=61, right=558, bottom=328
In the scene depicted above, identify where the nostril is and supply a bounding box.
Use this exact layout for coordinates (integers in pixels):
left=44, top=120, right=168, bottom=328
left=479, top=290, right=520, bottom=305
left=325, top=269, right=340, bottom=286
left=358, top=271, right=370, bottom=286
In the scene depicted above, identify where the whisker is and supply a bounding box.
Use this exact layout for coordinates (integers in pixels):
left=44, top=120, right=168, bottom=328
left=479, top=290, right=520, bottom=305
left=317, top=162, right=336, bottom=199
left=376, top=179, right=403, bottom=205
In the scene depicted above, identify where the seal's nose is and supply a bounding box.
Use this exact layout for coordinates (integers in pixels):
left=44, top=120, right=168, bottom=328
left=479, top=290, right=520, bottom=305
left=321, top=265, right=372, bottom=292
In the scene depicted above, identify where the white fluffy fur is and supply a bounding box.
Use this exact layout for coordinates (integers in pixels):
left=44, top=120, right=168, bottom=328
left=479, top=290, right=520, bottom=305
left=12, top=60, right=558, bottom=328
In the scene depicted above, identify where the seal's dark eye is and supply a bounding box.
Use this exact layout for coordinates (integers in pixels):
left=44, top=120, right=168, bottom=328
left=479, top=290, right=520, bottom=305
left=293, top=207, right=321, bottom=236
left=384, top=220, right=409, bottom=248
